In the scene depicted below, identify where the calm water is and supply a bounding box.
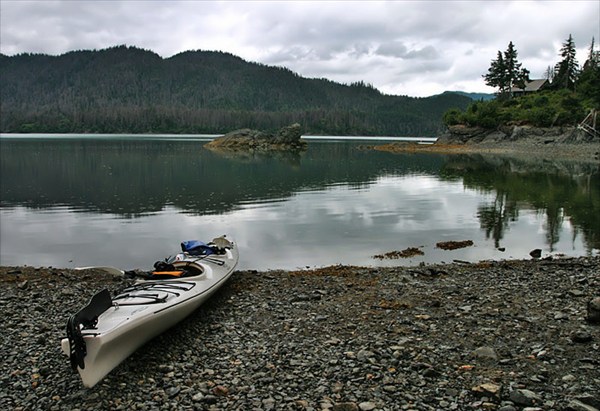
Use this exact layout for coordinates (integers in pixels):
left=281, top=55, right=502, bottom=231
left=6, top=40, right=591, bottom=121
left=1, top=134, right=598, bottom=271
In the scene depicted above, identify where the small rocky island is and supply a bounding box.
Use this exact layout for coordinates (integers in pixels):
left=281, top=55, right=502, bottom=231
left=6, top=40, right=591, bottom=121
left=205, top=123, right=307, bottom=152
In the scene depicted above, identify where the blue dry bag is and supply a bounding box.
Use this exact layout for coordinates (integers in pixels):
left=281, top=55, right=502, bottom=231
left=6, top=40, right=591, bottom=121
left=181, top=240, right=214, bottom=256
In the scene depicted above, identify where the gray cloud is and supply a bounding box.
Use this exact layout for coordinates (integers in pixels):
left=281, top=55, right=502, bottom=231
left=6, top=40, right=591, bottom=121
left=375, top=43, right=439, bottom=60
left=1, top=0, right=598, bottom=97
left=375, top=41, right=409, bottom=58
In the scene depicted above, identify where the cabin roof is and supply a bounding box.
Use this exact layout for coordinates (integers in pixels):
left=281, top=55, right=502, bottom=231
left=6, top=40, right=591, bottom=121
left=511, top=78, right=548, bottom=92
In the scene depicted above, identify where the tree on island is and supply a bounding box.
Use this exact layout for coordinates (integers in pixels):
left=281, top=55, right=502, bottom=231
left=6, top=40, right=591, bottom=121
left=483, top=41, right=530, bottom=98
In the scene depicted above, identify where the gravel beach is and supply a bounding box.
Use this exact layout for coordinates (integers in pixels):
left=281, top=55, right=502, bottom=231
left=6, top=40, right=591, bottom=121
left=1, top=257, right=599, bottom=411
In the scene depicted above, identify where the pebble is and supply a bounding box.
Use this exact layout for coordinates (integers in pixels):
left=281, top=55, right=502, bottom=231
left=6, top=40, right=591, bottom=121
left=509, top=389, right=542, bottom=406
left=571, top=330, right=593, bottom=343
left=1, top=256, right=599, bottom=410
left=566, top=400, right=600, bottom=411
left=587, top=297, right=600, bottom=323
left=472, top=346, right=498, bottom=362
left=472, top=383, right=502, bottom=399
left=358, top=402, right=376, bottom=411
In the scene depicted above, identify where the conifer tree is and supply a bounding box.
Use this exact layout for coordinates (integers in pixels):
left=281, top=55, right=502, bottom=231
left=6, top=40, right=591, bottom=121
left=582, top=37, right=599, bottom=71
left=483, top=42, right=529, bottom=97
left=484, top=51, right=508, bottom=94
left=544, top=65, right=554, bottom=82
left=577, top=37, right=600, bottom=106
left=503, top=41, right=530, bottom=95
left=553, top=34, right=579, bottom=90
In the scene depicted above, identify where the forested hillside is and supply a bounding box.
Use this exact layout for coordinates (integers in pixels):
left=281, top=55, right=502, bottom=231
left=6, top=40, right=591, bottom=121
left=0, top=45, right=470, bottom=136
left=443, top=36, right=599, bottom=129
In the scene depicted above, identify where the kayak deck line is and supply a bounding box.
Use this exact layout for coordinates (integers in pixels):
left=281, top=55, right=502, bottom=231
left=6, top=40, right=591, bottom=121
left=152, top=272, right=232, bottom=314
left=112, top=281, right=197, bottom=305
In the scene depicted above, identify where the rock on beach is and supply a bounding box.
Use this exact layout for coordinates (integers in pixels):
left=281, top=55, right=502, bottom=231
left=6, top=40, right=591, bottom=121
left=1, top=256, right=599, bottom=410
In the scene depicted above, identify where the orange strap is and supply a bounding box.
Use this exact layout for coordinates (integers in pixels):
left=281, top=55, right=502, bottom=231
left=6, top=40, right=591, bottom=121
left=151, top=270, right=184, bottom=277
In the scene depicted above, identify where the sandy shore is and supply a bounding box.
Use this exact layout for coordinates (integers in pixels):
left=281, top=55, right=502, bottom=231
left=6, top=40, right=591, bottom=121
left=1, top=257, right=599, bottom=410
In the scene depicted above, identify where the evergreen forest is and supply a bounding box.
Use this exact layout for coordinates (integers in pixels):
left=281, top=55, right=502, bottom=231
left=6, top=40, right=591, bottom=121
left=444, top=36, right=600, bottom=129
left=0, top=46, right=472, bottom=136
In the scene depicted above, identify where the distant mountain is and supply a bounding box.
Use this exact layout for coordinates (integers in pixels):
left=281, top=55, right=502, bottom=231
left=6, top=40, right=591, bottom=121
left=0, top=45, right=472, bottom=136
left=443, top=91, right=496, bottom=101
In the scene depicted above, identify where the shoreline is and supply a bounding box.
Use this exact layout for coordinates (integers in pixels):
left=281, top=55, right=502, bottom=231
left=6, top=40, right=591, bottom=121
left=372, top=125, right=600, bottom=163
left=2, top=256, right=599, bottom=410
left=372, top=141, right=600, bottom=162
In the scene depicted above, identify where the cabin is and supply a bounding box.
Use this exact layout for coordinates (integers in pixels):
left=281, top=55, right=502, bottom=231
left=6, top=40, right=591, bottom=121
left=510, top=79, right=549, bottom=96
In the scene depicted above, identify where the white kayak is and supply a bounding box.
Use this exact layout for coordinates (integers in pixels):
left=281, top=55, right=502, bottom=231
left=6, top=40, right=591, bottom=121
left=61, top=236, right=239, bottom=388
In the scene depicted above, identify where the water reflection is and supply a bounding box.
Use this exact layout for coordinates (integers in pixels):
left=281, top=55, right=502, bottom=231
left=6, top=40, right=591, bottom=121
left=0, top=137, right=598, bottom=270
left=0, top=138, right=443, bottom=215
left=440, top=154, right=600, bottom=252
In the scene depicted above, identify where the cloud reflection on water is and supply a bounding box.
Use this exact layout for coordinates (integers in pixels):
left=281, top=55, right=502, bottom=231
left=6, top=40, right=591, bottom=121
left=1, top=137, right=597, bottom=270
left=1, top=173, right=593, bottom=271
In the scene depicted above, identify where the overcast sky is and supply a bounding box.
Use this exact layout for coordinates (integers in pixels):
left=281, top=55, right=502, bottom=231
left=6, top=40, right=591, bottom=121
left=1, top=0, right=598, bottom=97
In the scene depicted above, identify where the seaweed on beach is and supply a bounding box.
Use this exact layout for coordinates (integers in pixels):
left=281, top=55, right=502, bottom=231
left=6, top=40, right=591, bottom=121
left=373, top=247, right=425, bottom=259
left=436, top=240, right=474, bottom=250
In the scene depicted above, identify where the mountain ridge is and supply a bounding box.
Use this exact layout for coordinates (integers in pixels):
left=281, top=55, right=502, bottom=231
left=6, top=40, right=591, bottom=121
left=442, top=91, right=495, bottom=101
left=0, top=45, right=472, bottom=136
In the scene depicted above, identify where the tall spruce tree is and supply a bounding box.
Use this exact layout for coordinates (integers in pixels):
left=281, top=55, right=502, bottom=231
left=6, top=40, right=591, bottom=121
left=553, top=34, right=579, bottom=90
left=577, top=37, right=600, bottom=106
left=544, top=65, right=555, bottom=82
left=483, top=42, right=529, bottom=97
left=582, top=37, right=599, bottom=71
left=484, top=51, right=508, bottom=94
left=503, top=41, right=530, bottom=96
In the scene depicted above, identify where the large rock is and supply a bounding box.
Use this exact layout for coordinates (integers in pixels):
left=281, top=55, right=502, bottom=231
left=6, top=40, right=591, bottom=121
left=273, top=123, right=302, bottom=144
left=436, top=125, right=489, bottom=144
left=437, top=125, right=595, bottom=146
left=205, top=123, right=306, bottom=152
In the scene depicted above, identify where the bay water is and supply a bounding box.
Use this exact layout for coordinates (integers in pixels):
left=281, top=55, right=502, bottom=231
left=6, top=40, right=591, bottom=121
left=1, top=134, right=598, bottom=271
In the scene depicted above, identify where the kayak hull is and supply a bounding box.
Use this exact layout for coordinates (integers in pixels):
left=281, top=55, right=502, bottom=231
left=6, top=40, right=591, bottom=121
left=61, top=241, right=238, bottom=388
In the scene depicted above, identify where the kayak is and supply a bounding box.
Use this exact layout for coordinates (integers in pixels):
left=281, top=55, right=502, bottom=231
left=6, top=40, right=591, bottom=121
left=61, top=236, right=239, bottom=388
